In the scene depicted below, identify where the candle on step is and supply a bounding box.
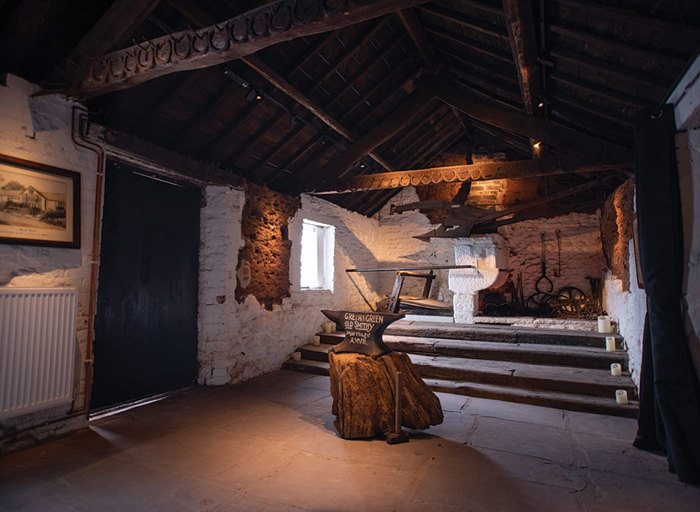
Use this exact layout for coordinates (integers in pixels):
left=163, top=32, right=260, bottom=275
left=605, top=336, right=616, bottom=352
left=610, top=363, right=622, bottom=376
left=598, top=315, right=612, bottom=333
left=323, top=322, right=333, bottom=334
left=313, top=335, right=321, bottom=346
left=293, top=351, right=301, bottom=361
left=329, top=322, right=336, bottom=333
left=615, top=389, right=628, bottom=404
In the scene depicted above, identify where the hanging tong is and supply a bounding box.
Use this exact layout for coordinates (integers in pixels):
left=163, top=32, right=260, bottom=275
left=536, top=232, right=553, bottom=293
left=554, top=229, right=562, bottom=277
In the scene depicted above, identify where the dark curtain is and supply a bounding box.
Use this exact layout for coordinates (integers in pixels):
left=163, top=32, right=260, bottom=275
left=633, top=104, right=700, bottom=484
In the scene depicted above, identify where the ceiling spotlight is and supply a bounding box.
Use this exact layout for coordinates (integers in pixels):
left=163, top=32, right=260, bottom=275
left=538, top=101, right=545, bottom=108
left=533, top=141, right=542, bottom=150
left=245, top=88, right=258, bottom=102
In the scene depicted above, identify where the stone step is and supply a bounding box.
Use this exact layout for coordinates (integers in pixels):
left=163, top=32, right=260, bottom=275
left=384, top=321, right=625, bottom=349
left=316, top=333, right=628, bottom=369
left=425, top=379, right=639, bottom=418
left=297, top=344, right=636, bottom=399
left=281, top=358, right=638, bottom=418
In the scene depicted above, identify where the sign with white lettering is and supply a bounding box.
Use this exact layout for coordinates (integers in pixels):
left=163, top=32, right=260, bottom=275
left=321, top=309, right=404, bottom=357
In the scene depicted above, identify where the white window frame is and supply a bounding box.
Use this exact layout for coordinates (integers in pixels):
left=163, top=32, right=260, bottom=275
left=300, top=219, right=335, bottom=291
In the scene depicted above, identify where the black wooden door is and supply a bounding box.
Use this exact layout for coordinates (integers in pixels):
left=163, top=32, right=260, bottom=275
left=91, top=161, right=200, bottom=410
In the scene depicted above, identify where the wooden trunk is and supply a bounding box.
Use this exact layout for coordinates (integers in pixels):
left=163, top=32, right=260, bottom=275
left=328, top=351, right=444, bottom=439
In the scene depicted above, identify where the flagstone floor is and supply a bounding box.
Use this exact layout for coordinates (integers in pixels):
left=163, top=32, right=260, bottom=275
left=1, top=370, right=698, bottom=512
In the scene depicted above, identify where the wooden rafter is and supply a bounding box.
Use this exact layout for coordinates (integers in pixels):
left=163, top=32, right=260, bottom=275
left=502, top=0, right=541, bottom=116
left=313, top=158, right=628, bottom=194
left=417, top=4, right=509, bottom=42
left=286, top=32, right=337, bottom=78
left=49, top=0, right=163, bottom=86
left=226, top=111, right=286, bottom=166
left=306, top=87, right=434, bottom=190
left=267, top=133, right=325, bottom=183
left=549, top=24, right=687, bottom=69
left=426, top=27, right=514, bottom=65
left=308, top=18, right=389, bottom=94
left=554, top=0, right=700, bottom=39
left=428, top=77, right=631, bottom=161
left=197, top=100, right=260, bottom=158
left=549, top=48, right=670, bottom=97
left=167, top=0, right=395, bottom=174
left=397, top=8, right=437, bottom=69
left=549, top=72, right=647, bottom=108
left=246, top=124, right=305, bottom=177
left=59, top=0, right=427, bottom=97
left=324, top=34, right=409, bottom=108
left=171, top=80, right=240, bottom=146
left=339, top=61, right=421, bottom=123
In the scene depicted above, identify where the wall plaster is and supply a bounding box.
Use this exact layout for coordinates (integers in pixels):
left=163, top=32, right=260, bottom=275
left=0, top=75, right=99, bottom=451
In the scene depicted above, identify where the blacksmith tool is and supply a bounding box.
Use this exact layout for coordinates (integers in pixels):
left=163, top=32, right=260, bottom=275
left=536, top=232, right=553, bottom=293
left=386, top=371, right=409, bottom=444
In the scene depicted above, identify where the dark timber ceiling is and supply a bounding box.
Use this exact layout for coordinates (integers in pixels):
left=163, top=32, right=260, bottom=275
left=0, top=0, right=699, bottom=217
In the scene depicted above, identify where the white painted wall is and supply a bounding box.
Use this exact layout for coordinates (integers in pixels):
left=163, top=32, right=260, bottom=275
left=603, top=240, right=646, bottom=387
left=0, top=76, right=99, bottom=449
left=670, top=53, right=700, bottom=377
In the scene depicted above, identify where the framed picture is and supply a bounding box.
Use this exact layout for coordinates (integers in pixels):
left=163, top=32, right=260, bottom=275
left=0, top=154, right=80, bottom=248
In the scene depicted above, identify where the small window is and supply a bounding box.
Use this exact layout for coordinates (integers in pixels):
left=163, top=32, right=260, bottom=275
left=300, top=219, right=335, bottom=290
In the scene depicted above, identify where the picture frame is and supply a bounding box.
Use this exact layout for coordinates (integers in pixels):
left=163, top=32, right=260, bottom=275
left=0, top=153, right=80, bottom=248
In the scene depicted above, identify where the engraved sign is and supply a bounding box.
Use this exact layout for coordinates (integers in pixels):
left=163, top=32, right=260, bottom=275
left=321, top=309, right=404, bottom=357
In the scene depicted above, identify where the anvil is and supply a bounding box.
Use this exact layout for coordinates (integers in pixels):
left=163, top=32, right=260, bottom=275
left=321, top=310, right=405, bottom=357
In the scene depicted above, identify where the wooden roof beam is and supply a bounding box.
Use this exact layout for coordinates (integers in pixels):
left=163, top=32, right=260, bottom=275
left=428, top=76, right=631, bottom=161
left=502, top=0, right=541, bottom=117
left=549, top=24, right=687, bottom=69
left=286, top=32, right=338, bottom=78
left=59, top=0, right=428, bottom=97
left=49, top=0, right=163, bottom=87
left=417, top=4, right=509, bottom=42
left=426, top=27, right=514, bottom=65
left=167, top=0, right=396, bottom=174
left=314, top=158, right=628, bottom=194
left=397, top=8, right=438, bottom=69
left=549, top=48, right=670, bottom=97
left=554, top=0, right=700, bottom=39
left=308, top=17, right=390, bottom=94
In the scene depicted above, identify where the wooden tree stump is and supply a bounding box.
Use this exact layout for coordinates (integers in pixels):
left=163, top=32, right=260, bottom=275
left=328, top=351, right=444, bottom=439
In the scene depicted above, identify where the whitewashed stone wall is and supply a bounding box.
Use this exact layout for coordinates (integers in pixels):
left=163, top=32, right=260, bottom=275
left=197, top=190, right=386, bottom=385
left=374, top=188, right=455, bottom=303
left=497, top=212, right=605, bottom=300
left=0, top=76, right=99, bottom=449
left=603, top=240, right=647, bottom=387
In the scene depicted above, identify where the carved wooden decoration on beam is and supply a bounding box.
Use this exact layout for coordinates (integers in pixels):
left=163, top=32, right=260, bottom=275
left=311, top=158, right=629, bottom=193
left=62, top=0, right=427, bottom=98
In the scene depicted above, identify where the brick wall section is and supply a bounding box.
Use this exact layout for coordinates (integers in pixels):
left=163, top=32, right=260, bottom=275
left=235, top=182, right=300, bottom=309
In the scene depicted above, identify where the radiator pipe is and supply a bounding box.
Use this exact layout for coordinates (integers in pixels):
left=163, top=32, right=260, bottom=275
left=70, top=106, right=104, bottom=416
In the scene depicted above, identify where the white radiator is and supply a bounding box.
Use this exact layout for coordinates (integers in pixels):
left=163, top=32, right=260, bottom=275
left=0, top=287, right=77, bottom=421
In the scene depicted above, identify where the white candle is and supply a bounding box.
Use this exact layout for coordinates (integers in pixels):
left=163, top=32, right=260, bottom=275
left=313, top=335, right=321, bottom=346
left=605, top=336, right=616, bottom=352
left=323, top=322, right=333, bottom=334
left=598, top=315, right=612, bottom=333
left=610, top=363, right=622, bottom=376
left=330, top=322, right=336, bottom=333
left=615, top=389, right=628, bottom=404
left=293, top=351, right=301, bottom=361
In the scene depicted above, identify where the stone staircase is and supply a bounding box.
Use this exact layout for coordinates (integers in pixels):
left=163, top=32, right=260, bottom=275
left=283, top=320, right=639, bottom=417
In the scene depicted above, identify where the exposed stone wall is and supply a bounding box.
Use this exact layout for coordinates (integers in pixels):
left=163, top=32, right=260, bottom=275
left=235, top=182, right=299, bottom=310
left=600, top=179, right=635, bottom=290
left=497, top=212, right=605, bottom=301
left=0, top=75, right=99, bottom=450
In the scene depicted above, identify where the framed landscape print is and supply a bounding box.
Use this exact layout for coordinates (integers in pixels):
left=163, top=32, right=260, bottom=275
left=0, top=154, right=80, bottom=248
